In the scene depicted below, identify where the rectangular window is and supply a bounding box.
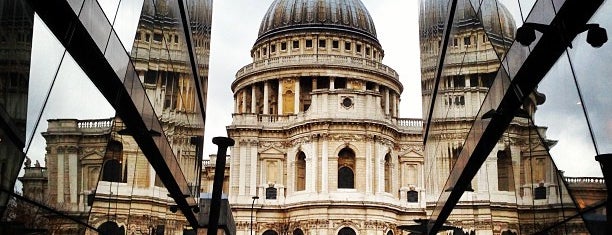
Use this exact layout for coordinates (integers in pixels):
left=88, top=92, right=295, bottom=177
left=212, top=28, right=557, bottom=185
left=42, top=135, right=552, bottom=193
left=344, top=41, right=351, bottom=50
left=464, top=36, right=471, bottom=46
left=263, top=47, right=267, bottom=55
left=271, top=44, right=276, bottom=53
left=145, top=33, right=151, bottom=42
left=305, top=39, right=312, bottom=48
left=293, top=40, right=300, bottom=49
left=366, top=47, right=371, bottom=55
left=319, top=39, right=326, bottom=48
left=153, top=33, right=163, bottom=42
left=332, top=40, right=339, bottom=49
left=135, top=32, right=141, bottom=41
left=356, top=44, right=362, bottom=53
left=452, top=38, right=458, bottom=47
left=281, top=42, right=287, bottom=50
left=174, top=35, right=179, bottom=43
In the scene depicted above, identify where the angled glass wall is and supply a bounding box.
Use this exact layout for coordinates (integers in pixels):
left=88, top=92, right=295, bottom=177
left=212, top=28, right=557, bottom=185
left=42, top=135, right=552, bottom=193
left=419, top=0, right=608, bottom=234
left=1, top=0, right=213, bottom=233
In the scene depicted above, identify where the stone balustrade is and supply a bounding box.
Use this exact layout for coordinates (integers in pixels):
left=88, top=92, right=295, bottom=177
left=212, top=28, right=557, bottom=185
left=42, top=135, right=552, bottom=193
left=565, top=176, right=605, bottom=185
left=397, top=118, right=423, bottom=128
left=231, top=113, right=422, bottom=132
left=235, top=54, right=399, bottom=80
left=77, top=119, right=114, bottom=129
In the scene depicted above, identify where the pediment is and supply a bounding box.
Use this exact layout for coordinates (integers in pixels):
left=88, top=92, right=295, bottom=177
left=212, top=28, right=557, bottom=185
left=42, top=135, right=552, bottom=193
left=259, top=146, right=285, bottom=155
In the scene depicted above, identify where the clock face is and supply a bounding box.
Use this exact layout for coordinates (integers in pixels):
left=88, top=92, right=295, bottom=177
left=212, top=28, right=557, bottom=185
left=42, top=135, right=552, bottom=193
left=342, top=97, right=353, bottom=108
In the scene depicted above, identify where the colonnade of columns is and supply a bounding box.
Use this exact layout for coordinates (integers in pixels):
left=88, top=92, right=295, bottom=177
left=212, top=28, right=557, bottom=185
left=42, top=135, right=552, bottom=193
left=234, top=77, right=401, bottom=117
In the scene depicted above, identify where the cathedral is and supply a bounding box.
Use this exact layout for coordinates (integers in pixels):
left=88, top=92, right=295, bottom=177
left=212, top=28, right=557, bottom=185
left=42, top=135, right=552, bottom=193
left=16, top=0, right=606, bottom=234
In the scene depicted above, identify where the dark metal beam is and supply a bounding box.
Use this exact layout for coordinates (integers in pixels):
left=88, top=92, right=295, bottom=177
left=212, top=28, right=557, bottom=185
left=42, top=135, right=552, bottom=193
left=207, top=137, right=234, bottom=234
left=423, top=0, right=458, bottom=146
left=25, top=0, right=200, bottom=227
left=427, top=0, right=604, bottom=233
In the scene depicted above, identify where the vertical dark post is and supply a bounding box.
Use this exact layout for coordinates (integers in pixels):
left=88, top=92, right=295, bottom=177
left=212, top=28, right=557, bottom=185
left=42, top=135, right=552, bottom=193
left=251, top=196, right=259, bottom=235
left=595, top=154, right=612, bottom=232
left=208, top=137, right=234, bottom=235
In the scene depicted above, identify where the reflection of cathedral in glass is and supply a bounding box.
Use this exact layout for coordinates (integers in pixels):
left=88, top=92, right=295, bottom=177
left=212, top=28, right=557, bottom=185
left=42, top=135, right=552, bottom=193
left=16, top=0, right=213, bottom=234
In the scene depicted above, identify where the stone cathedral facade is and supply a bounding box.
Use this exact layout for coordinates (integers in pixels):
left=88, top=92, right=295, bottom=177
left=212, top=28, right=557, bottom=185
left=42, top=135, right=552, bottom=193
left=225, top=1, right=426, bottom=235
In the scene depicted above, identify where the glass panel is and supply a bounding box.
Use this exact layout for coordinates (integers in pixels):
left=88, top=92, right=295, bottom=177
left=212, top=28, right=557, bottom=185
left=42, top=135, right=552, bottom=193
left=0, top=0, right=34, bottom=217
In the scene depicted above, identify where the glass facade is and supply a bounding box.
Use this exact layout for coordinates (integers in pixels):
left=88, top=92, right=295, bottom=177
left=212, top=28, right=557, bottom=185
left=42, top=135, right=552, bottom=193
left=1, top=0, right=212, bottom=233
left=420, top=0, right=609, bottom=234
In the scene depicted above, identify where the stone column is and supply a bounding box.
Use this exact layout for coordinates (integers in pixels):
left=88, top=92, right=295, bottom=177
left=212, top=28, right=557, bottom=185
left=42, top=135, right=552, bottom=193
left=235, top=95, right=239, bottom=113
left=330, top=77, right=335, bottom=91
left=263, top=81, right=269, bottom=115
left=312, top=77, right=317, bottom=90
left=311, top=136, right=318, bottom=192
left=365, top=136, right=373, bottom=194
left=57, top=148, right=64, bottom=203
left=241, top=89, right=247, bottom=113
left=238, top=141, right=246, bottom=196
left=68, top=148, right=78, bottom=205
left=294, top=78, right=300, bottom=114
left=392, top=92, right=398, bottom=117
left=251, top=85, right=257, bottom=114
left=321, top=135, right=329, bottom=194
left=278, top=79, right=283, bottom=115
left=377, top=144, right=385, bottom=193
left=385, top=88, right=390, bottom=115
left=250, top=141, right=258, bottom=196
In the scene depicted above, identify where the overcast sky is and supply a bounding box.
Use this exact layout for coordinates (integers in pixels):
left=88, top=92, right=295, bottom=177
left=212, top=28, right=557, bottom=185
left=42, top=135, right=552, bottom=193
left=23, top=0, right=607, bottom=180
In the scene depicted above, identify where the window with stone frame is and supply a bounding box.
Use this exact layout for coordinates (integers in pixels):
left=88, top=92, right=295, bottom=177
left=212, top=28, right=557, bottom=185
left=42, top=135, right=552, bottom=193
left=266, top=186, right=277, bottom=199
left=296, top=151, right=306, bottom=191
left=497, top=149, right=515, bottom=191
left=338, top=147, right=356, bottom=189
left=101, top=140, right=124, bottom=182
left=384, top=153, right=392, bottom=193
left=407, top=190, right=419, bottom=202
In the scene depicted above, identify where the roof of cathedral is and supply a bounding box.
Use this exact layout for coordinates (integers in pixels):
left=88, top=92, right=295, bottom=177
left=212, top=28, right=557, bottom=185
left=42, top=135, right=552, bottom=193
left=257, top=0, right=378, bottom=42
left=420, top=0, right=516, bottom=39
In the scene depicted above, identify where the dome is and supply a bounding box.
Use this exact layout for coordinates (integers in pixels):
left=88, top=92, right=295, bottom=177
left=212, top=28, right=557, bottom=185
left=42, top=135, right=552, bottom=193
left=257, top=0, right=378, bottom=42
left=420, top=0, right=516, bottom=40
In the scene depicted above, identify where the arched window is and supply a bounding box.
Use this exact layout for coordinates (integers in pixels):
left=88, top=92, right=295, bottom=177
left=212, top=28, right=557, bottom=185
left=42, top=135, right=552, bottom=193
left=296, top=151, right=306, bottom=191
left=293, top=228, right=304, bottom=235
left=497, top=149, right=514, bottom=191
left=338, top=227, right=356, bottom=235
left=101, top=140, right=124, bottom=182
left=384, top=153, right=391, bottom=193
left=263, top=230, right=278, bottom=235
left=338, top=148, right=355, bottom=189
left=98, top=221, right=125, bottom=235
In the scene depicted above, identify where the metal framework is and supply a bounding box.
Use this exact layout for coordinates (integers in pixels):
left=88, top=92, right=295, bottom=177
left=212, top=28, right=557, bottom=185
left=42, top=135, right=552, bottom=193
left=24, top=0, right=202, bottom=227
left=426, top=0, right=605, bottom=233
